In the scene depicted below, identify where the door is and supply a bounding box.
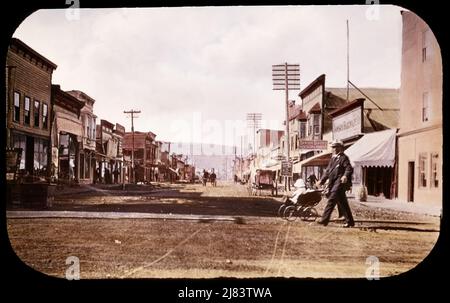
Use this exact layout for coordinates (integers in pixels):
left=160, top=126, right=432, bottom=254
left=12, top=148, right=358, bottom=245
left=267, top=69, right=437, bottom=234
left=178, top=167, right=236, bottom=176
left=407, top=161, right=415, bottom=202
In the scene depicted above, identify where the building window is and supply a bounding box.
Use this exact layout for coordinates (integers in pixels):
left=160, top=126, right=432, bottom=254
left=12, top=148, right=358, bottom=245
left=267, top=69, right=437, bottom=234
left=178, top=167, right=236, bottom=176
left=418, top=153, right=428, bottom=188
left=431, top=153, right=439, bottom=188
left=295, top=135, right=298, bottom=149
left=313, top=114, right=320, bottom=138
left=42, top=103, right=48, bottom=129
left=24, top=97, right=31, bottom=125
left=422, top=92, right=429, bottom=122
left=34, top=100, right=40, bottom=127
left=299, top=121, right=306, bottom=139
left=308, top=116, right=313, bottom=137
left=34, top=137, right=48, bottom=177
left=13, top=134, right=26, bottom=170
left=314, top=125, right=320, bottom=136
left=14, top=92, right=20, bottom=122
left=92, top=118, right=96, bottom=139
left=422, top=29, right=430, bottom=62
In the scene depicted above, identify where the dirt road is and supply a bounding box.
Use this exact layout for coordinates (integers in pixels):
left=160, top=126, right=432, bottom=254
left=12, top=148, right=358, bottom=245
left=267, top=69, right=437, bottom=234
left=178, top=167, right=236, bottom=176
left=6, top=181, right=440, bottom=279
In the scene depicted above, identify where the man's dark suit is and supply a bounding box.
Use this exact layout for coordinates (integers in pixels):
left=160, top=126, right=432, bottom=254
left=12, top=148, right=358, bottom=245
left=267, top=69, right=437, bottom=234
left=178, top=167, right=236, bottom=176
left=318, top=152, right=354, bottom=226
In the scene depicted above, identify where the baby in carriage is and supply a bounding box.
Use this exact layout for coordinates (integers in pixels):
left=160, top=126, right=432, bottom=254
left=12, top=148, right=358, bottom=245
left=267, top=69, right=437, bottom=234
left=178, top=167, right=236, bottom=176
left=281, top=178, right=313, bottom=204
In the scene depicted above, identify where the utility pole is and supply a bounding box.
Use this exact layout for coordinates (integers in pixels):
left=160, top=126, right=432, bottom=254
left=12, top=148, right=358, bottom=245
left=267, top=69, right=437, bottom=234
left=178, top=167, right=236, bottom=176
left=347, top=19, right=350, bottom=102
left=240, top=136, right=243, bottom=181
left=124, top=109, right=141, bottom=184
left=272, top=63, right=300, bottom=191
left=246, top=113, right=262, bottom=156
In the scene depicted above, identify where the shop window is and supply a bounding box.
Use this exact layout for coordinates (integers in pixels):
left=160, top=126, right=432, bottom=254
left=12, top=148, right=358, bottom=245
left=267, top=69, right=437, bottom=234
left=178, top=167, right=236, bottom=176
left=24, top=97, right=30, bottom=125
left=80, top=153, right=85, bottom=179
left=431, top=153, right=439, bottom=188
left=14, top=92, right=20, bottom=122
left=418, top=153, right=427, bottom=188
left=34, top=100, right=40, bottom=127
left=33, top=138, right=48, bottom=177
left=13, top=134, right=26, bottom=169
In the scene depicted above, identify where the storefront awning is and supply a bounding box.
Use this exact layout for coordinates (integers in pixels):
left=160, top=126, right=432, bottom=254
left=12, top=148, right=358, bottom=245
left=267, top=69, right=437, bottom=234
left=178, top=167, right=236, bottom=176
left=345, top=129, right=396, bottom=167
left=297, top=151, right=332, bottom=170
left=55, top=112, right=83, bottom=138
left=261, top=159, right=280, bottom=171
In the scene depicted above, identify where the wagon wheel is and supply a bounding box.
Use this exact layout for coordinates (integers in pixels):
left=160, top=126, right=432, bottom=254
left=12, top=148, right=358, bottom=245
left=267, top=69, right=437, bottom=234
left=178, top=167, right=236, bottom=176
left=284, top=205, right=298, bottom=221
left=300, top=207, right=319, bottom=221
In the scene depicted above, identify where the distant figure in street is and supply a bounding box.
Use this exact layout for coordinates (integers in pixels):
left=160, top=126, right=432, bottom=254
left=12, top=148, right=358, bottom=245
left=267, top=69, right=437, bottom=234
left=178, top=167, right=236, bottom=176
left=105, top=168, right=111, bottom=184
left=316, top=139, right=354, bottom=228
left=210, top=171, right=217, bottom=187
left=202, top=170, right=209, bottom=186
left=113, top=168, right=120, bottom=184
left=95, top=167, right=102, bottom=184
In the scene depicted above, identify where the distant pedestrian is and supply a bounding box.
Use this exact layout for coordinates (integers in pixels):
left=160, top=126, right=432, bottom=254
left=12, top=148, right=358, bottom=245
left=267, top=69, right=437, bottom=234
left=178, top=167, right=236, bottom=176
left=202, top=170, right=209, bottom=186
left=95, top=167, right=102, bottom=184
left=113, top=168, right=120, bottom=184
left=210, top=171, right=217, bottom=187
left=105, top=168, right=111, bottom=184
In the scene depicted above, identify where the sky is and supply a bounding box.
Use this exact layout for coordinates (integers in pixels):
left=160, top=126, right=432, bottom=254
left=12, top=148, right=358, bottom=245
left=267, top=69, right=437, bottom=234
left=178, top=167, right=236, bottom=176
left=13, top=5, right=404, bottom=148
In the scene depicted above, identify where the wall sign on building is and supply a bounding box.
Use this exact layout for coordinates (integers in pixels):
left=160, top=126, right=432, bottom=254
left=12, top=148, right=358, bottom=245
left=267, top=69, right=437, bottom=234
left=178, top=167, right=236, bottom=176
left=332, top=105, right=363, bottom=141
left=299, top=140, right=328, bottom=150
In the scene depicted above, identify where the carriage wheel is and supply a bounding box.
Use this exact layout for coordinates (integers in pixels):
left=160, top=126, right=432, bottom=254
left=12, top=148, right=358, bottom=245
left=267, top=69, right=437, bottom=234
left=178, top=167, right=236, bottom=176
left=284, top=206, right=298, bottom=221
left=300, top=207, right=319, bottom=221
left=277, top=204, right=287, bottom=217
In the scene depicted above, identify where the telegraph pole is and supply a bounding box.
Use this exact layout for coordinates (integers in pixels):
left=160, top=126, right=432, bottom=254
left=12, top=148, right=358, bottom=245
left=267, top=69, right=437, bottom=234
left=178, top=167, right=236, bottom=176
left=124, top=109, right=141, bottom=184
left=246, top=113, right=262, bottom=156
left=347, top=19, right=350, bottom=102
left=240, top=135, right=243, bottom=181
left=272, top=63, right=300, bottom=191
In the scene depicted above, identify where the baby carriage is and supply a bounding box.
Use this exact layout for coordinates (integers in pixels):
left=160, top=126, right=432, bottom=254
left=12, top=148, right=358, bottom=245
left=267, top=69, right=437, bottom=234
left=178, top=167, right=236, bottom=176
left=282, top=189, right=323, bottom=221
left=277, top=179, right=323, bottom=221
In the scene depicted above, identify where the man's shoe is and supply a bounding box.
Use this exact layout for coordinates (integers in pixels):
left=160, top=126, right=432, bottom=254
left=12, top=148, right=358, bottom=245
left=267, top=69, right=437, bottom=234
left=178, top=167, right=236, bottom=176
left=342, top=222, right=355, bottom=228
left=316, top=219, right=328, bottom=226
